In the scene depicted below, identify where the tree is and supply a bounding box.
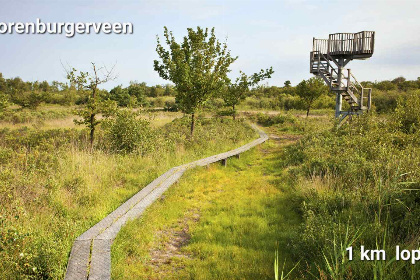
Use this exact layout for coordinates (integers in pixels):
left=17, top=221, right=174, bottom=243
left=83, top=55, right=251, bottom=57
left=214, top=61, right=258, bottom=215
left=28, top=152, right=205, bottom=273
left=0, top=92, right=8, bottom=111
left=375, top=80, right=397, bottom=91
left=0, top=73, right=6, bottom=93
left=109, top=85, right=131, bottom=107
left=66, top=63, right=117, bottom=148
left=13, top=91, right=43, bottom=109
left=127, top=82, right=148, bottom=106
left=395, top=91, right=420, bottom=133
left=391, top=76, right=406, bottom=84
left=284, top=80, right=291, bottom=87
left=149, top=86, right=157, bottom=98
left=223, top=67, right=274, bottom=119
left=295, top=77, right=328, bottom=117
left=154, top=26, right=237, bottom=136
left=163, top=84, right=175, bottom=96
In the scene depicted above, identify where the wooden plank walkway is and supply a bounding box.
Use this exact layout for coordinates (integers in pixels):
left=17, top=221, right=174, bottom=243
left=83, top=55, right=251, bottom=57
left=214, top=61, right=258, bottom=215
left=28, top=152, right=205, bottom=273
left=64, top=124, right=268, bottom=280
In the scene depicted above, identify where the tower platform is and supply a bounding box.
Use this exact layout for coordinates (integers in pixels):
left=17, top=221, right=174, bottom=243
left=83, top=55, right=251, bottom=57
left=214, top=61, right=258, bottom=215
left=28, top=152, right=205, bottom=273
left=309, top=31, right=375, bottom=120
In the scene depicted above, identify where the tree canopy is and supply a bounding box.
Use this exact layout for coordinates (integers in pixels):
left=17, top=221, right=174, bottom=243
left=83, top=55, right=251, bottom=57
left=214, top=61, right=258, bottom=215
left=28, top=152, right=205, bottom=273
left=66, top=63, right=117, bottom=148
left=295, top=77, right=328, bottom=117
left=223, top=67, right=274, bottom=119
left=154, top=26, right=237, bottom=135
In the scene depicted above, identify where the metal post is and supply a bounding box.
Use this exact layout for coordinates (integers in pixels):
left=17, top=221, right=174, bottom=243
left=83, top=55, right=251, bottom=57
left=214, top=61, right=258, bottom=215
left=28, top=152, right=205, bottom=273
left=362, top=31, right=365, bottom=52
left=313, top=37, right=315, bottom=52
left=347, top=68, right=351, bottom=92
left=317, top=53, right=320, bottom=72
left=335, top=93, right=342, bottom=118
left=335, top=58, right=344, bottom=118
left=330, top=68, right=334, bottom=88
left=337, top=58, right=343, bottom=87
left=327, top=37, right=330, bottom=55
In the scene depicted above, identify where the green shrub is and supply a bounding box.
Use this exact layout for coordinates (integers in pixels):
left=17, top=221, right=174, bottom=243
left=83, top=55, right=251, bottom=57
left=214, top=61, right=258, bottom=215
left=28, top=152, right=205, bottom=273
left=215, top=108, right=235, bottom=117
left=0, top=107, right=72, bottom=124
left=151, top=97, right=165, bottom=108
left=12, top=91, right=44, bottom=109
left=203, top=98, right=224, bottom=110
left=0, top=93, right=8, bottom=110
left=0, top=213, right=37, bottom=279
left=102, top=110, right=155, bottom=154
left=372, top=90, right=401, bottom=113
left=256, top=113, right=294, bottom=126
left=394, top=91, right=420, bottom=133
left=282, top=114, right=420, bottom=279
left=279, top=94, right=304, bottom=110
left=254, top=113, right=304, bottom=132
left=164, top=100, right=178, bottom=112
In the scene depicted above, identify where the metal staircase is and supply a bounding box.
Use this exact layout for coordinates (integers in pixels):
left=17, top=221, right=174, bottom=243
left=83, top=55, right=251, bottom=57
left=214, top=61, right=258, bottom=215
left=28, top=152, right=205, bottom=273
left=310, top=31, right=375, bottom=120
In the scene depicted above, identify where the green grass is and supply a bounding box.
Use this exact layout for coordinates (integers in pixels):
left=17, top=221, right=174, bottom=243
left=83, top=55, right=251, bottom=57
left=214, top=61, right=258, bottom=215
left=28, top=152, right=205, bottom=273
left=0, top=104, right=184, bottom=130
left=4, top=102, right=418, bottom=279
left=111, top=132, right=303, bottom=279
left=277, top=111, right=420, bottom=279
left=112, top=108, right=420, bottom=280
left=0, top=117, right=257, bottom=279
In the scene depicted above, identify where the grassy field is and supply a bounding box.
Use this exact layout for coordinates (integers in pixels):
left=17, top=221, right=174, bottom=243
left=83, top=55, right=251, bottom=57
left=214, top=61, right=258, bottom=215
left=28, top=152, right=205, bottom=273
left=0, top=110, right=257, bottom=279
left=111, top=128, right=303, bottom=279
left=112, top=102, right=420, bottom=280
left=1, top=97, right=419, bottom=279
left=0, top=104, right=184, bottom=130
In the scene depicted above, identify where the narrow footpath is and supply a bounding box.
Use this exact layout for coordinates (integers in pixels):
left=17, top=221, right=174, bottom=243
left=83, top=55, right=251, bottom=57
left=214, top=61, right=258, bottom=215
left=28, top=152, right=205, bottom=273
left=111, top=131, right=303, bottom=280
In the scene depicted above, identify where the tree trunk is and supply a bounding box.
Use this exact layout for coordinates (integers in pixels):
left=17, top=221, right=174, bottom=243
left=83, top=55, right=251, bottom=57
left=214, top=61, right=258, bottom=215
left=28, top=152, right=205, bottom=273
left=232, top=105, right=236, bottom=120
left=190, top=112, right=195, bottom=137
left=90, top=113, right=95, bottom=149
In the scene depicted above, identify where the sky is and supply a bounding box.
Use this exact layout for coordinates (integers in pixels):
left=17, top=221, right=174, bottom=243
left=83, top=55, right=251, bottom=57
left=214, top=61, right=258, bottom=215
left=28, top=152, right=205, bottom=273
left=1, top=0, right=420, bottom=90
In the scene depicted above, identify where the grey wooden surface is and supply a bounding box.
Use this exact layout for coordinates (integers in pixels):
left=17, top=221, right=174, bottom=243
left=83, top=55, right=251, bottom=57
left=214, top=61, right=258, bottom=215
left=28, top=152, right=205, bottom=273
left=64, top=124, right=268, bottom=280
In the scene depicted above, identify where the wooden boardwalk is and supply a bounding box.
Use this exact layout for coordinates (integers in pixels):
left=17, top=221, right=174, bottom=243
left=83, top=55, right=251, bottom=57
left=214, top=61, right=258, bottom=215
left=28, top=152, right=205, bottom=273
left=64, top=124, right=268, bottom=280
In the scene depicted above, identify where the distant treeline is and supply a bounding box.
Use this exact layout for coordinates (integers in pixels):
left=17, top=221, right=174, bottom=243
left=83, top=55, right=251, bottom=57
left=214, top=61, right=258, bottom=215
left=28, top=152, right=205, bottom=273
left=250, top=76, right=420, bottom=98
left=1, top=72, right=419, bottom=113
left=241, top=77, right=420, bottom=113
left=0, top=72, right=176, bottom=108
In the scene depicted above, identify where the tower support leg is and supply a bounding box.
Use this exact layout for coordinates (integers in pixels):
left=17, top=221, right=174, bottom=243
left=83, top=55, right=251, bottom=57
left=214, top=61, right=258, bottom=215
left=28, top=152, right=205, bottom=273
left=335, top=92, right=342, bottom=118
left=335, top=58, right=344, bottom=119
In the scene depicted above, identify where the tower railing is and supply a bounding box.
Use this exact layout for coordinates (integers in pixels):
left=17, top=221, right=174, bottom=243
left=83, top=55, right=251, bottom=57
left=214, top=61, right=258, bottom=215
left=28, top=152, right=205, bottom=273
left=347, top=70, right=372, bottom=110
left=313, top=31, right=375, bottom=56
left=329, top=31, right=374, bottom=55
left=312, top=38, right=329, bottom=54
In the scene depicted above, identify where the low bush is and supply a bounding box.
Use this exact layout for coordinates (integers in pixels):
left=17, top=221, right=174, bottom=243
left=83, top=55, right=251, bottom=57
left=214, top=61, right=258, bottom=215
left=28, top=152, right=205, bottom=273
left=282, top=111, right=420, bottom=279
left=0, top=107, right=72, bottom=124
left=215, top=108, right=235, bottom=117
left=102, top=110, right=155, bottom=154
left=253, top=112, right=304, bottom=132
left=12, top=91, right=43, bottom=109
left=0, top=114, right=257, bottom=279
left=394, top=90, right=420, bottom=133
left=164, top=100, right=178, bottom=112
left=255, top=113, right=296, bottom=126
left=372, top=89, right=401, bottom=113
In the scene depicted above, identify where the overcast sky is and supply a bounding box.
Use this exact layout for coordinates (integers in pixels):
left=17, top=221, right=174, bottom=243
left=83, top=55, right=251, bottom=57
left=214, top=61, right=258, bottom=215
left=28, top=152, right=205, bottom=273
left=1, top=0, right=419, bottom=89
